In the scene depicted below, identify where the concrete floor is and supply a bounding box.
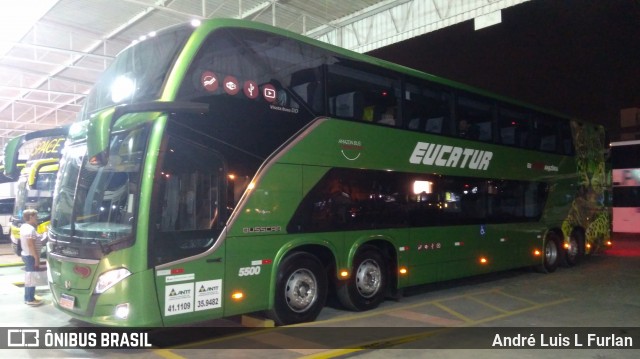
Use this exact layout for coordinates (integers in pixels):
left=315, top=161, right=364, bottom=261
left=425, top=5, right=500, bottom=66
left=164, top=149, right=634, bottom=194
left=0, top=234, right=638, bottom=358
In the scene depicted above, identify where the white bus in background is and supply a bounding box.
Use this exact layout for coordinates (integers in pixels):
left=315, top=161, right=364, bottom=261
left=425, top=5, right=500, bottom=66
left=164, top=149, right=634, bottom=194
left=0, top=182, right=16, bottom=240
left=610, top=140, right=640, bottom=233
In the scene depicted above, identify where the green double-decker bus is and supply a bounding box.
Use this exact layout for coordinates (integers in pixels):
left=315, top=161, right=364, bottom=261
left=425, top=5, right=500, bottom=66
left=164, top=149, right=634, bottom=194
left=47, top=19, right=610, bottom=327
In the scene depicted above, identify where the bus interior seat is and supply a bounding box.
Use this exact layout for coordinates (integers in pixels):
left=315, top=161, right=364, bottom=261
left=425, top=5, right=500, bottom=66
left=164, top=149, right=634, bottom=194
left=407, top=118, right=421, bottom=130
left=500, top=126, right=516, bottom=145
left=425, top=117, right=443, bottom=133
left=407, top=117, right=443, bottom=133
left=377, top=108, right=396, bottom=126
left=476, top=122, right=492, bottom=141
left=563, top=139, right=572, bottom=154
left=292, top=81, right=322, bottom=113
left=539, top=135, right=557, bottom=152
left=334, top=92, right=364, bottom=120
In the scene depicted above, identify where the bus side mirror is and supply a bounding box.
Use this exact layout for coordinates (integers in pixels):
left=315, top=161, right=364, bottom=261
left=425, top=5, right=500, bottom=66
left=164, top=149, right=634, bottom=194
left=87, top=101, right=209, bottom=167
left=27, top=159, right=59, bottom=190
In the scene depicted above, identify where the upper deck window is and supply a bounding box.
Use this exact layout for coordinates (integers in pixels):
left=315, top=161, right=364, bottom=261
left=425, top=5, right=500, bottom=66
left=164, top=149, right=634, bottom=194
left=80, top=25, right=194, bottom=117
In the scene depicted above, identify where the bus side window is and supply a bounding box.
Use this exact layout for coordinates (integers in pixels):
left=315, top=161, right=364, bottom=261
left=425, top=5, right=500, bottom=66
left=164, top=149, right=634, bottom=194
left=327, top=61, right=400, bottom=126
left=531, top=114, right=559, bottom=153
left=498, top=106, right=533, bottom=149
left=153, top=134, right=224, bottom=265
left=456, top=94, right=493, bottom=142
left=404, top=81, right=451, bottom=135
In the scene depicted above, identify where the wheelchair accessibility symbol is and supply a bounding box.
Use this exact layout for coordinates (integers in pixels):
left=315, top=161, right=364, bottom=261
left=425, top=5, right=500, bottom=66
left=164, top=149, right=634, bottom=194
left=480, top=225, right=486, bottom=236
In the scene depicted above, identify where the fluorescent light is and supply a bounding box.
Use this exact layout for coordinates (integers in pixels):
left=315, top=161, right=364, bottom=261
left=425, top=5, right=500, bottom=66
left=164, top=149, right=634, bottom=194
left=0, top=0, right=60, bottom=56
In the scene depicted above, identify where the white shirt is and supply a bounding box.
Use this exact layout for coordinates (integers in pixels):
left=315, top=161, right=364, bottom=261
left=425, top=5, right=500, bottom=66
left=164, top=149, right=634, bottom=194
left=19, top=223, right=39, bottom=257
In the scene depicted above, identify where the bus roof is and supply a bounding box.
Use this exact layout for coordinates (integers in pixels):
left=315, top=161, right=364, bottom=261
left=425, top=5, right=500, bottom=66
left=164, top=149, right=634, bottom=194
left=205, top=19, right=581, bottom=123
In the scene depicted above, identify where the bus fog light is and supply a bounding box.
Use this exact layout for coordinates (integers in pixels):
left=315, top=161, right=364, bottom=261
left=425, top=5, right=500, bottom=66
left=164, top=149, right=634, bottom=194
left=115, top=303, right=130, bottom=319
left=96, top=268, right=132, bottom=294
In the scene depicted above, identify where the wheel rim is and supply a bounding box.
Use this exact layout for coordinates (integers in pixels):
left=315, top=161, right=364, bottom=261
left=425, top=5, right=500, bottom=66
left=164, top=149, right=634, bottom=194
left=355, top=259, right=382, bottom=298
left=284, top=268, right=318, bottom=313
left=567, top=237, right=578, bottom=261
left=545, top=239, right=558, bottom=265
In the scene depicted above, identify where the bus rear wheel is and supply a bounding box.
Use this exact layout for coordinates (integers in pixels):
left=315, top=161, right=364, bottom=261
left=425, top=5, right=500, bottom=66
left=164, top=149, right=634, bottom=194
left=562, top=230, right=584, bottom=267
left=268, top=252, right=327, bottom=326
left=337, top=246, right=387, bottom=311
left=537, top=232, right=560, bottom=273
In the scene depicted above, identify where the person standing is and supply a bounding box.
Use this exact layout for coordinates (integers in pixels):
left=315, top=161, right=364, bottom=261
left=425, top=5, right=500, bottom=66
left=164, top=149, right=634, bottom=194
left=20, top=209, right=42, bottom=306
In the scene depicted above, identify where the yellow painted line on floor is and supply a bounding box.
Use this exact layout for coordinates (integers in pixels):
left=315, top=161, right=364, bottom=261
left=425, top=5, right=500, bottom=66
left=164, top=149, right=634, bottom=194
left=301, top=348, right=362, bottom=359
left=248, top=331, right=327, bottom=355
left=300, top=328, right=445, bottom=359
left=495, top=290, right=540, bottom=306
left=297, top=297, right=575, bottom=359
left=0, top=262, right=23, bottom=267
left=157, top=327, right=275, bottom=350
left=292, top=288, right=502, bottom=327
left=148, top=288, right=508, bottom=353
left=431, top=301, right=474, bottom=323
left=468, top=297, right=574, bottom=326
left=153, top=349, right=187, bottom=359
left=383, top=309, right=464, bottom=326
left=466, top=295, right=510, bottom=313
left=148, top=290, right=572, bottom=359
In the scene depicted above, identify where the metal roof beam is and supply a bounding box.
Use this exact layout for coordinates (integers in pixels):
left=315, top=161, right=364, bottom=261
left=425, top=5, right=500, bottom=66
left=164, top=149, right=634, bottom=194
left=2, top=41, right=114, bottom=60
left=309, top=0, right=530, bottom=53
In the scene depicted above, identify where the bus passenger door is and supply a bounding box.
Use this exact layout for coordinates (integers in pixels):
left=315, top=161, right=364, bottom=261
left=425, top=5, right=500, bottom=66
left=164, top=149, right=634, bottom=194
left=151, top=134, right=227, bottom=326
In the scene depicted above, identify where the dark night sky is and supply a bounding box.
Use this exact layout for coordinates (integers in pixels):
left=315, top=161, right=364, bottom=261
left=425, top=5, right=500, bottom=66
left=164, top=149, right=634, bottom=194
left=369, top=0, right=640, bottom=133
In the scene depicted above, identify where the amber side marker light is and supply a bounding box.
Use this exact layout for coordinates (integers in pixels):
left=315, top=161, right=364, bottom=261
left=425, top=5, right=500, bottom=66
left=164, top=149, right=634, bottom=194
left=563, top=243, right=570, bottom=249
left=339, top=270, right=349, bottom=278
left=399, top=267, right=408, bottom=275
left=606, top=240, right=613, bottom=247
left=231, top=291, right=244, bottom=301
left=533, top=249, right=541, bottom=256
left=479, top=257, right=488, bottom=264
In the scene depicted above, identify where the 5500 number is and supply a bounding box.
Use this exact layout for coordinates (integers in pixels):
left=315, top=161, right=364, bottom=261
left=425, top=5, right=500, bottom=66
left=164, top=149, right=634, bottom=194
left=238, top=266, right=261, bottom=277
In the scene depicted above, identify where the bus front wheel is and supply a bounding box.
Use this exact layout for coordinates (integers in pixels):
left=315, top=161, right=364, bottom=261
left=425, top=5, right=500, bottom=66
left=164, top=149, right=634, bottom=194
left=337, top=246, right=387, bottom=311
left=268, top=252, right=327, bottom=326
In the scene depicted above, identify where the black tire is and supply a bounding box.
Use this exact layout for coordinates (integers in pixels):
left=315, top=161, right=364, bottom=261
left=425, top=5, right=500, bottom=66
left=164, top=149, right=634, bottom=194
left=267, top=252, right=327, bottom=326
left=537, top=232, right=560, bottom=273
left=337, top=246, right=387, bottom=311
left=562, top=229, right=584, bottom=267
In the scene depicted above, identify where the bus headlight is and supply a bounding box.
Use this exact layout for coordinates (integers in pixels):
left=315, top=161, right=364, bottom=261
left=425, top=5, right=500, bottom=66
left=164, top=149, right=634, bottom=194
left=115, top=303, right=130, bottom=319
left=95, top=268, right=131, bottom=294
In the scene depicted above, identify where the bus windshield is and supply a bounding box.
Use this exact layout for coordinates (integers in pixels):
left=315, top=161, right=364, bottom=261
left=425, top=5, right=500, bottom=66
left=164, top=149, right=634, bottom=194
left=50, top=126, right=147, bottom=244
left=80, top=24, right=194, bottom=116
left=12, top=173, right=56, bottom=222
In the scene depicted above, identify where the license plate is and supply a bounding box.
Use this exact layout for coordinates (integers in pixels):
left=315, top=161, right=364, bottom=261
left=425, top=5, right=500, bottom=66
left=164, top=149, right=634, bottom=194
left=59, top=293, right=75, bottom=310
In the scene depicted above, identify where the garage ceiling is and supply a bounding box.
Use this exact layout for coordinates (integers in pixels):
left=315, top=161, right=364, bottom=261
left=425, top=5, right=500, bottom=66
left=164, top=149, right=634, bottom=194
left=0, top=0, right=528, bottom=151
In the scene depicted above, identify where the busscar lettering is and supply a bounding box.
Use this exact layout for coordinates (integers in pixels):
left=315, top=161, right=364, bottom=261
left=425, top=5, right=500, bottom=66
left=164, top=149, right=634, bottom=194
left=410, top=142, right=493, bottom=170
left=242, top=226, right=282, bottom=234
